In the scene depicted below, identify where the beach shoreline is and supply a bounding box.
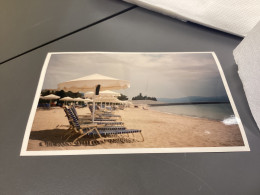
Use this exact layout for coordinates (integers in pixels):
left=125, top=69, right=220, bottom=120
left=27, top=106, right=244, bottom=151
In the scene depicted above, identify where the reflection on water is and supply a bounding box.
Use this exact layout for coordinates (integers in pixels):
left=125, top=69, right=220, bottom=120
left=150, top=103, right=238, bottom=123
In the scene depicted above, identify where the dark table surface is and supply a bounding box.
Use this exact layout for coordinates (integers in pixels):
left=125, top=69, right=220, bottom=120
left=1, top=1, right=260, bottom=194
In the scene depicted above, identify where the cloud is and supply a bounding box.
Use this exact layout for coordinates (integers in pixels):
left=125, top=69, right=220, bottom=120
left=43, top=52, right=226, bottom=99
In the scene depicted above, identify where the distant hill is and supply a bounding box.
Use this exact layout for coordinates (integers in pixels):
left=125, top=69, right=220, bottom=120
left=157, top=96, right=229, bottom=104
left=131, top=100, right=163, bottom=105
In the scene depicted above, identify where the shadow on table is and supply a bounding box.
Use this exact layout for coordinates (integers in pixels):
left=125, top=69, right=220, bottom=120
left=29, top=129, right=95, bottom=147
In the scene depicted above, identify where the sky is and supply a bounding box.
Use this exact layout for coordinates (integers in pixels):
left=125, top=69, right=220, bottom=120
left=42, top=52, right=227, bottom=99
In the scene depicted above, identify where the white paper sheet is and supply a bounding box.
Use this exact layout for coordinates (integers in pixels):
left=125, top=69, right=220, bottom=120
left=234, top=22, right=260, bottom=130
left=124, top=0, right=260, bottom=37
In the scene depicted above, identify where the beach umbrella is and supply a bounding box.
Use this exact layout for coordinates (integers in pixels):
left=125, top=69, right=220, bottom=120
left=73, top=97, right=85, bottom=101
left=100, top=91, right=121, bottom=108
left=58, top=74, right=130, bottom=121
left=83, top=98, right=93, bottom=107
left=98, top=97, right=121, bottom=107
left=60, top=97, right=73, bottom=100
left=114, top=99, right=122, bottom=106
left=41, top=94, right=60, bottom=106
left=84, top=98, right=93, bottom=102
left=41, top=94, right=60, bottom=100
left=100, top=90, right=120, bottom=97
left=73, top=97, right=85, bottom=105
left=96, top=97, right=119, bottom=102
left=84, top=91, right=94, bottom=98
left=60, top=96, right=73, bottom=105
left=84, top=90, right=120, bottom=98
left=58, top=74, right=130, bottom=92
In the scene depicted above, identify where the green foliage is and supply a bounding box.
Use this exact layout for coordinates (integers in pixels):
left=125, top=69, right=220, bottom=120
left=132, top=93, right=157, bottom=101
left=41, top=90, right=51, bottom=96
left=40, top=90, right=83, bottom=105
left=41, top=89, right=82, bottom=98
left=55, top=90, right=66, bottom=98
left=118, top=93, right=128, bottom=101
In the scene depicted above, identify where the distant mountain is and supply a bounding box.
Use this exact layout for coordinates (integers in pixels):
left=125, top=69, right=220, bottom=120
left=157, top=96, right=229, bottom=104
left=131, top=100, right=162, bottom=105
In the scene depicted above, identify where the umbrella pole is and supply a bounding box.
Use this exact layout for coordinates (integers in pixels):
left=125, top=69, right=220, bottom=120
left=92, top=101, right=95, bottom=122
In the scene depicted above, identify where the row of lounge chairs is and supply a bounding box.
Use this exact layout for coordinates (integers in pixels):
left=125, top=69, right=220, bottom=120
left=38, top=103, right=51, bottom=109
left=63, top=105, right=144, bottom=145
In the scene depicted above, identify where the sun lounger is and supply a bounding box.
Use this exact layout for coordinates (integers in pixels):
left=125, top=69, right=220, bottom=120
left=78, top=123, right=126, bottom=131
left=95, top=112, right=122, bottom=120
left=64, top=107, right=144, bottom=144
left=97, top=113, right=121, bottom=118
left=94, top=121, right=124, bottom=126
left=63, top=107, right=104, bottom=143
left=89, top=105, right=119, bottom=116
left=66, top=106, right=122, bottom=128
left=94, top=126, right=126, bottom=131
left=71, top=105, right=119, bottom=121
left=84, top=129, right=142, bottom=137
left=68, top=107, right=125, bottom=128
left=94, top=118, right=116, bottom=121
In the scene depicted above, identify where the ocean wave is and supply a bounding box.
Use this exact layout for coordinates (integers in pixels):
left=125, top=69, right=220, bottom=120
left=222, top=115, right=239, bottom=125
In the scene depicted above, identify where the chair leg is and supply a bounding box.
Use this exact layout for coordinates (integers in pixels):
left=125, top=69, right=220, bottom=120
left=139, top=132, right=144, bottom=142
left=72, top=134, right=86, bottom=145
left=93, top=128, right=105, bottom=142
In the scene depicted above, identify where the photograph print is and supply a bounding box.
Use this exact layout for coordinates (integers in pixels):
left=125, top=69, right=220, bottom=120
left=21, top=52, right=249, bottom=155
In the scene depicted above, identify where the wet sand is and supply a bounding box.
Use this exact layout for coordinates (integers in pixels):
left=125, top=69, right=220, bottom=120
left=27, top=107, right=244, bottom=151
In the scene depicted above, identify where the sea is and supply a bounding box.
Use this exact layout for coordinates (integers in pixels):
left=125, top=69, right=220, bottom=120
left=149, top=103, right=238, bottom=125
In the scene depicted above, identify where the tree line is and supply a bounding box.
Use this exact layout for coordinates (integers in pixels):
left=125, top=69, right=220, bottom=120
left=40, top=90, right=157, bottom=102
left=118, top=93, right=157, bottom=101
left=40, top=90, right=83, bottom=104
left=41, top=89, right=83, bottom=98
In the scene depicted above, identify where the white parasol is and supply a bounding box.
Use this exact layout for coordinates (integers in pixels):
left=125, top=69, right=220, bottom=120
left=58, top=74, right=130, bottom=121
left=41, top=94, right=60, bottom=100
left=100, top=90, right=120, bottom=97
left=84, top=91, right=94, bottom=98
left=86, top=90, right=121, bottom=108
left=84, top=98, right=93, bottom=103
left=41, top=94, right=60, bottom=106
left=58, top=74, right=130, bottom=92
left=60, top=97, right=73, bottom=101
left=73, top=97, right=85, bottom=102
left=85, top=90, right=120, bottom=98
left=60, top=96, right=73, bottom=105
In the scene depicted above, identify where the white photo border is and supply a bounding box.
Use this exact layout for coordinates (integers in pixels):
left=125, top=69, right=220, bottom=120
left=20, top=52, right=250, bottom=156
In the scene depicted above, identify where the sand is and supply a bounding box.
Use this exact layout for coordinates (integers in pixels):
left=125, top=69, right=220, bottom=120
left=27, top=107, right=244, bottom=151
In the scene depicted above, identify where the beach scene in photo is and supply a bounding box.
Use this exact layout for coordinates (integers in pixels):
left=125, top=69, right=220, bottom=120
left=23, top=52, right=247, bottom=154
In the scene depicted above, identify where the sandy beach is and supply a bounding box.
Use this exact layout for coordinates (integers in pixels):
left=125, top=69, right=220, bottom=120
left=27, top=106, right=244, bottom=151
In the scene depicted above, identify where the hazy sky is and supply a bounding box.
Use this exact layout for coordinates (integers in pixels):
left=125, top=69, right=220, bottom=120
left=43, top=52, right=227, bottom=99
